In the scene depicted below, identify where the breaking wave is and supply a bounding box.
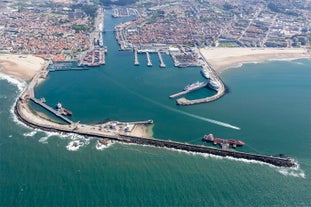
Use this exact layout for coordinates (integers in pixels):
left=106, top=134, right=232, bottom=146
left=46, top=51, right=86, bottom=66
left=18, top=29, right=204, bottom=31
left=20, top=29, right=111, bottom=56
left=95, top=140, right=114, bottom=150
left=0, top=73, right=26, bottom=92
left=277, top=163, right=305, bottom=178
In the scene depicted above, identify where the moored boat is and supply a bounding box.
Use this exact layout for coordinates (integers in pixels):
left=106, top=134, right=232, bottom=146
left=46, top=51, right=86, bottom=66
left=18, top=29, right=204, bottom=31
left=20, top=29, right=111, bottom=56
left=202, top=134, right=245, bottom=148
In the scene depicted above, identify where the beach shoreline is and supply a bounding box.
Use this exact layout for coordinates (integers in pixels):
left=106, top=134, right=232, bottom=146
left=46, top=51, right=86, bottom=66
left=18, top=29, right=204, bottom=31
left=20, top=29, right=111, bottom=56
left=0, top=54, right=45, bottom=80
left=200, top=47, right=311, bottom=74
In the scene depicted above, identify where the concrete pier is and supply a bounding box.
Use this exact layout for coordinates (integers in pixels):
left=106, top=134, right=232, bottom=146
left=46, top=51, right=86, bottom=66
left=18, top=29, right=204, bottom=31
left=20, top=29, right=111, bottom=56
left=49, top=67, right=89, bottom=72
left=158, top=51, right=166, bottom=68
left=176, top=50, right=226, bottom=105
left=30, top=97, right=73, bottom=124
left=134, top=49, right=139, bottom=65
left=146, top=52, right=152, bottom=67
left=169, top=83, right=207, bottom=99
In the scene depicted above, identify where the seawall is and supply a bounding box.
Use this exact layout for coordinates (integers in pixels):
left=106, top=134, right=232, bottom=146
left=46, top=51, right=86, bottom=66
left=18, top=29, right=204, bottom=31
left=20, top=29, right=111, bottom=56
left=14, top=100, right=296, bottom=168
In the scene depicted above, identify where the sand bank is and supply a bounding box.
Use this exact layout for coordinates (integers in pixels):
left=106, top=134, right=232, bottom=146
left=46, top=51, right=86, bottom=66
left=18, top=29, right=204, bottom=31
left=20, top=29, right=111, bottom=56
left=200, top=48, right=311, bottom=73
left=0, top=54, right=45, bottom=80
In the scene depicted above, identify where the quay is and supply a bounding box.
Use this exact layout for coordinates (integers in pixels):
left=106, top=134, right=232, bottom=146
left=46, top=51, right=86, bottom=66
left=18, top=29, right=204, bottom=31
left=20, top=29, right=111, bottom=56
left=134, top=48, right=139, bottom=65
left=30, top=97, right=73, bottom=124
left=21, top=62, right=83, bottom=125
left=49, top=67, right=89, bottom=72
left=176, top=50, right=226, bottom=105
left=169, top=83, right=207, bottom=99
left=146, top=52, right=152, bottom=67
left=158, top=51, right=166, bottom=68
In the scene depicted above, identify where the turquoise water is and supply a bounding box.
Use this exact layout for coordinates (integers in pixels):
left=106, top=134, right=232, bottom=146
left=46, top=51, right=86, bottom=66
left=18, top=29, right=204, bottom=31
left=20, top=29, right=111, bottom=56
left=0, top=10, right=311, bottom=206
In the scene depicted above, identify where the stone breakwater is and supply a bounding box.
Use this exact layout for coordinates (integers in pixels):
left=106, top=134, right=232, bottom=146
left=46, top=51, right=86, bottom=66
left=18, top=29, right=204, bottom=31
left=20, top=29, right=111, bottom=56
left=176, top=52, right=226, bottom=106
left=14, top=98, right=296, bottom=168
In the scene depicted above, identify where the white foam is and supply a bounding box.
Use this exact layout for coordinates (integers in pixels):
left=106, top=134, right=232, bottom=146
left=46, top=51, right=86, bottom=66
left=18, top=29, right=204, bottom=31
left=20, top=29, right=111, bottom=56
left=8, top=135, right=13, bottom=138
left=95, top=140, right=114, bottom=150
left=277, top=163, right=305, bottom=178
left=0, top=73, right=26, bottom=92
left=66, top=140, right=84, bottom=151
left=38, top=136, right=50, bottom=144
left=23, top=130, right=37, bottom=137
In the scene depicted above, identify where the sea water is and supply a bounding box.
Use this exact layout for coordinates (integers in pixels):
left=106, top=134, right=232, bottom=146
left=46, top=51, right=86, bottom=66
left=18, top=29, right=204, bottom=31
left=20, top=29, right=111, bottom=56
left=0, top=10, right=310, bottom=206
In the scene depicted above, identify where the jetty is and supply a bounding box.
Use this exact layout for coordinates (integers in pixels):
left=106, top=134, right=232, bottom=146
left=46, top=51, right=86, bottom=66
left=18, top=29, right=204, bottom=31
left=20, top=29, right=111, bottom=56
left=49, top=67, right=89, bottom=72
left=14, top=93, right=297, bottom=168
left=30, top=97, right=73, bottom=124
left=146, top=52, right=152, bottom=67
left=158, top=51, right=166, bottom=68
left=134, top=48, right=139, bottom=65
left=175, top=50, right=226, bottom=105
left=169, top=82, right=207, bottom=99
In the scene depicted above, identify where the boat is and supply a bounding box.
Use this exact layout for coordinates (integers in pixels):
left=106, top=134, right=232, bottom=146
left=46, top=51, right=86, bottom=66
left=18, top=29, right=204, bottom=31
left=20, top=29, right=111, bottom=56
left=184, top=81, right=206, bottom=91
left=56, top=102, right=73, bottom=116
left=202, top=134, right=245, bottom=148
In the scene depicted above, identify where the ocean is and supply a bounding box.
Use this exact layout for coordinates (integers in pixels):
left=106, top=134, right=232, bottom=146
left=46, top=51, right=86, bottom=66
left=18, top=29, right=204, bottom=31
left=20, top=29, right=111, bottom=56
left=0, top=10, right=310, bottom=206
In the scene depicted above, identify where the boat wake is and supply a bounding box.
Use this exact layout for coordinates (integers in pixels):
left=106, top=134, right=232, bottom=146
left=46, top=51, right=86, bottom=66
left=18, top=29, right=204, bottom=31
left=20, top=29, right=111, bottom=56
left=103, top=74, right=241, bottom=130
left=143, top=96, right=240, bottom=130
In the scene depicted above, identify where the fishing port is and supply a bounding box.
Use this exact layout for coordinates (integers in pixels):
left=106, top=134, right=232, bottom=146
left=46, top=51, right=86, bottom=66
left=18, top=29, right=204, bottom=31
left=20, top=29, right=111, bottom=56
left=14, top=64, right=297, bottom=168
left=78, top=7, right=106, bottom=67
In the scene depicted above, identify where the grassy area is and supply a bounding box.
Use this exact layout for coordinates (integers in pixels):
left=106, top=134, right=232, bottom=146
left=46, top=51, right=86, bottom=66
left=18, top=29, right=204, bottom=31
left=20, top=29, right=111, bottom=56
left=218, top=42, right=239, bottom=47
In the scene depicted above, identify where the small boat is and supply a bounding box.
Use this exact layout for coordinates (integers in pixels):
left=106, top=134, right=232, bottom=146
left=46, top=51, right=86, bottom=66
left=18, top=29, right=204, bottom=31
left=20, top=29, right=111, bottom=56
left=56, top=102, right=72, bottom=116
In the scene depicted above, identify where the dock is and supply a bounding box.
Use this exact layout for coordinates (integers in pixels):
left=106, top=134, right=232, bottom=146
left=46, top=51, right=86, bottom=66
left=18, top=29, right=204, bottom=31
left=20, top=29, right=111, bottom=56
left=176, top=51, right=226, bottom=105
left=158, top=51, right=166, bottom=68
left=146, top=52, right=152, bottom=67
left=49, top=67, right=89, bottom=72
left=30, top=97, right=73, bottom=124
left=134, top=49, right=139, bottom=65
left=169, top=83, right=207, bottom=99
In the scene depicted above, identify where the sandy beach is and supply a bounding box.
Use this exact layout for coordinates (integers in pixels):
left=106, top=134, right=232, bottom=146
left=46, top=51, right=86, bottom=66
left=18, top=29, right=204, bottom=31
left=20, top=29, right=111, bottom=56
left=200, top=48, right=311, bottom=73
left=0, top=54, right=45, bottom=80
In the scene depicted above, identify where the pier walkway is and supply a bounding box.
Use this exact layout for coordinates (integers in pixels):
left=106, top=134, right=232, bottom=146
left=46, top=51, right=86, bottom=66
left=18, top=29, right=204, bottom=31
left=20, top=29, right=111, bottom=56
left=30, top=97, right=73, bottom=124
left=49, top=67, right=89, bottom=72
left=175, top=50, right=226, bottom=105
left=134, top=49, right=139, bottom=65
left=158, top=51, right=166, bottom=68
left=146, top=52, right=152, bottom=66
left=169, top=83, right=207, bottom=99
